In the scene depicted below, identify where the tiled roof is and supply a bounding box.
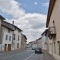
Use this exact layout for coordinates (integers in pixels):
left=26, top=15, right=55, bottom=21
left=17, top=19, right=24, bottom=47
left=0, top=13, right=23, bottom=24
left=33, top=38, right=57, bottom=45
left=2, top=21, right=15, bottom=31
left=0, top=15, right=5, bottom=20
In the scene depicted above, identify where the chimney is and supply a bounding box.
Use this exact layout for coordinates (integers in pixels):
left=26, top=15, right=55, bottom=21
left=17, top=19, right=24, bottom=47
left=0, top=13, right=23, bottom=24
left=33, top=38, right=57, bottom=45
left=12, top=21, right=14, bottom=25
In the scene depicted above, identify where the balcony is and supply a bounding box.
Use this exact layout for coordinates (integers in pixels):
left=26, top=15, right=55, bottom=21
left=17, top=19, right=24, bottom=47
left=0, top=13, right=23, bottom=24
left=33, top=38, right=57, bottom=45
left=48, top=26, right=56, bottom=36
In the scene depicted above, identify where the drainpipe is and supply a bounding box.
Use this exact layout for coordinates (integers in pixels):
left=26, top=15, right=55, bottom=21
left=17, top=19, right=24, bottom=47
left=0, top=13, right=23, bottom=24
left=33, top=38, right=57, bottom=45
left=52, top=38, right=53, bottom=56
left=0, top=19, right=2, bottom=52
left=12, top=21, right=14, bottom=50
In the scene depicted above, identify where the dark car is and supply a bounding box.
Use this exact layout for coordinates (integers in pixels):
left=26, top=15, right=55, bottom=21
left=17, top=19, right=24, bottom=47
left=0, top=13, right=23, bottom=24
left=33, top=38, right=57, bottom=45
left=32, top=47, right=36, bottom=50
left=35, top=48, right=42, bottom=54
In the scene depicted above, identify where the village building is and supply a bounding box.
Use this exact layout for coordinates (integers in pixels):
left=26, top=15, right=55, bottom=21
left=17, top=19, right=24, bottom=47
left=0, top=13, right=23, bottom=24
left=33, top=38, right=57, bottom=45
left=36, top=37, right=42, bottom=48
left=0, top=15, right=23, bottom=52
left=0, top=20, right=15, bottom=51
left=41, top=29, right=48, bottom=51
left=12, top=23, right=22, bottom=50
left=46, top=0, right=60, bottom=60
left=21, top=34, right=27, bottom=50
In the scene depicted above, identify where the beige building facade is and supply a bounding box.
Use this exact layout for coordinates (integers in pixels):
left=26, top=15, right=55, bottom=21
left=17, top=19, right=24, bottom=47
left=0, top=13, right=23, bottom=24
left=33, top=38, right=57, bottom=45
left=46, top=0, right=60, bottom=60
left=21, top=34, right=27, bottom=50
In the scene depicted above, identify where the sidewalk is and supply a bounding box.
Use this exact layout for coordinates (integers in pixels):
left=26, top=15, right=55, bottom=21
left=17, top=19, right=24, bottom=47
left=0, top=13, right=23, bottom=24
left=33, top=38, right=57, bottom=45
left=43, top=51, right=56, bottom=60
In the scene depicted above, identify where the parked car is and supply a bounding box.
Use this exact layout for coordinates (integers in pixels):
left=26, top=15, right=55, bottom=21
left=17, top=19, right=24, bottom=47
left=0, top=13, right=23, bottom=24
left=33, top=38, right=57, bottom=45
left=32, top=47, right=36, bottom=50
left=32, top=46, right=36, bottom=50
left=35, top=48, right=42, bottom=54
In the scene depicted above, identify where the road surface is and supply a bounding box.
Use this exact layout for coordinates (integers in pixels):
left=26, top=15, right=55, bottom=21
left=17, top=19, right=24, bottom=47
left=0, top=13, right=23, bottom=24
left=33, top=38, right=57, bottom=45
left=0, top=49, right=43, bottom=60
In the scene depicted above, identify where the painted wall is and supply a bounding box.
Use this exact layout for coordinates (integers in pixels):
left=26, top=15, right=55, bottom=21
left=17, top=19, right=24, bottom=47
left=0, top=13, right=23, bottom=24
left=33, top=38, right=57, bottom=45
left=0, top=26, right=22, bottom=51
left=37, top=39, right=42, bottom=48
left=21, top=34, right=26, bottom=50
left=42, top=34, right=48, bottom=50
left=1, top=26, right=14, bottom=51
left=48, top=0, right=60, bottom=60
left=13, top=29, right=21, bottom=50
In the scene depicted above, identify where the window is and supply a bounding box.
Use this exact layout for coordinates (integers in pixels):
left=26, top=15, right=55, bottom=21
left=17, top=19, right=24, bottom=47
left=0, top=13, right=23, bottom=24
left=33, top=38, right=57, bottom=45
left=17, top=43, right=19, bottom=48
left=53, top=20, right=54, bottom=23
left=9, top=36, right=11, bottom=41
left=53, top=20, right=55, bottom=27
left=13, top=34, right=15, bottom=40
left=15, top=27, right=16, bottom=30
left=18, top=35, right=19, bottom=41
left=57, top=41, right=60, bottom=55
left=6, top=35, right=8, bottom=40
left=54, top=42, right=56, bottom=53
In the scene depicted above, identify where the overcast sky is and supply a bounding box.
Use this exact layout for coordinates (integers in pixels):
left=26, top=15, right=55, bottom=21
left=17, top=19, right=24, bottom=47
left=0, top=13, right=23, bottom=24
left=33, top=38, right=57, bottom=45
left=0, top=0, right=49, bottom=43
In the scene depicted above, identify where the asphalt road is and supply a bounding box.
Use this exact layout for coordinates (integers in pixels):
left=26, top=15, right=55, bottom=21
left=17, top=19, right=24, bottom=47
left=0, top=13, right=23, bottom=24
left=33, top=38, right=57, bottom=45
left=0, top=49, right=43, bottom=60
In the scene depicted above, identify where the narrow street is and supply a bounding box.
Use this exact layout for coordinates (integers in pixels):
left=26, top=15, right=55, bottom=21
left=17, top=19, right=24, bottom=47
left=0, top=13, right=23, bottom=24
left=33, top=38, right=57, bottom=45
left=0, top=49, right=55, bottom=60
left=0, top=0, right=60, bottom=60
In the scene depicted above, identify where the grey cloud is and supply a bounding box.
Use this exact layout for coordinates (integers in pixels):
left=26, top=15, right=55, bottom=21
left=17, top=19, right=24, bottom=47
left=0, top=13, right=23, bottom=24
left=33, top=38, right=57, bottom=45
left=0, top=0, right=47, bottom=43
left=28, top=20, right=46, bottom=29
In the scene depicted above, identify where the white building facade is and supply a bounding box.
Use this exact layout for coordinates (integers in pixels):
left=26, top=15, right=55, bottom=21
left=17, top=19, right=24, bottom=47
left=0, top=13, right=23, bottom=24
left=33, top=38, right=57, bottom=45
left=37, top=37, right=42, bottom=48
left=1, top=21, right=15, bottom=52
left=0, top=16, right=23, bottom=52
left=41, top=29, right=49, bottom=51
left=13, top=26, right=22, bottom=50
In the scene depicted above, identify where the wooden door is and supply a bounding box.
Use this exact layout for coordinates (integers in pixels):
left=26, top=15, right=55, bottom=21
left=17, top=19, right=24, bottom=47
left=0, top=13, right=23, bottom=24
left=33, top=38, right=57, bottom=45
left=8, top=44, right=11, bottom=51
left=4, top=44, right=7, bottom=51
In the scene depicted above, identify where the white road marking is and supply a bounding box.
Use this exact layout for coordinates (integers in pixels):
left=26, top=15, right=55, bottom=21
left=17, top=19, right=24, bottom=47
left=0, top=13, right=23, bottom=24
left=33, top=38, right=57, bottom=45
left=25, top=53, right=34, bottom=60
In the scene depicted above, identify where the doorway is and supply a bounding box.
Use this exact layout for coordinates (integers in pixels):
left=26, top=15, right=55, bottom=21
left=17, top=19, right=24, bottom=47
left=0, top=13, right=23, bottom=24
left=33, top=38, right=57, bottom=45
left=8, top=44, right=11, bottom=51
left=4, top=44, right=7, bottom=51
